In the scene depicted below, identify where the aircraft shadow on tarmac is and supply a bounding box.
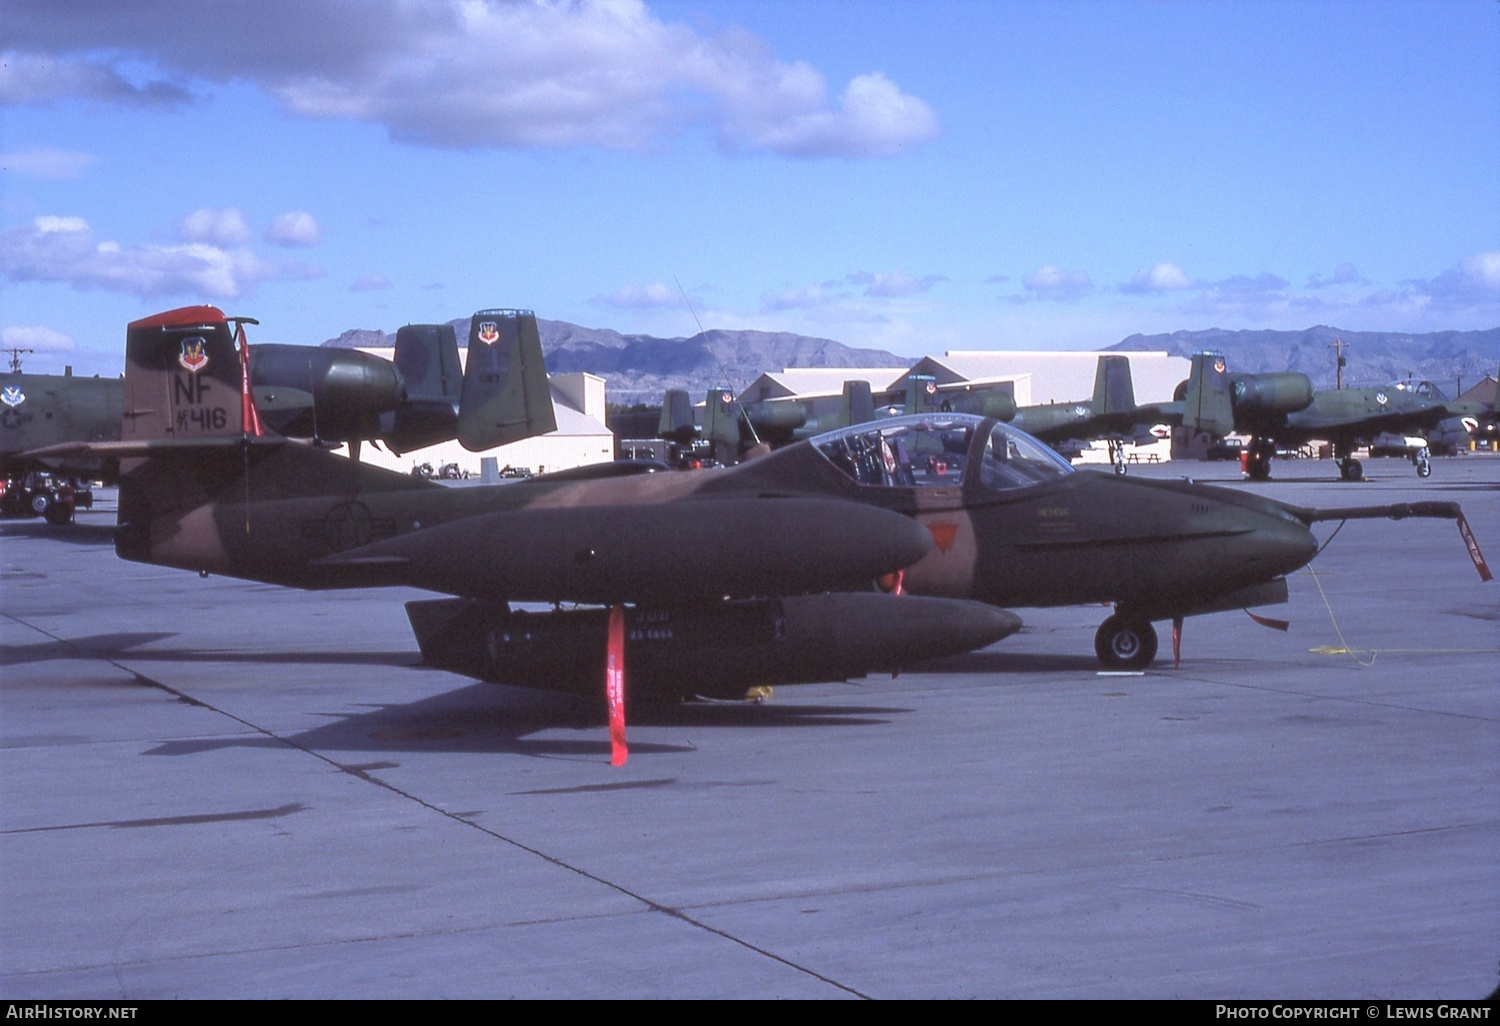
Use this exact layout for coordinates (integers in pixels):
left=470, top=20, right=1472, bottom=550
left=0, top=522, right=117, bottom=545
left=911, top=649, right=1104, bottom=674
left=0, top=631, right=418, bottom=669
left=141, top=680, right=909, bottom=763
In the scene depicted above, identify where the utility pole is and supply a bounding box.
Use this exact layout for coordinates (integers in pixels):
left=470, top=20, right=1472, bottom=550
left=1327, top=337, right=1348, bottom=390
left=5, top=348, right=34, bottom=373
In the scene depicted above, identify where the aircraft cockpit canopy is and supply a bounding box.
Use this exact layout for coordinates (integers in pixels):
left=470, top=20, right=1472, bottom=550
left=1393, top=380, right=1447, bottom=401
left=811, top=414, right=1073, bottom=492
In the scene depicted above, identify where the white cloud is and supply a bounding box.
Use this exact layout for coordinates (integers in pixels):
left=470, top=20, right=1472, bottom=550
left=265, top=210, right=323, bottom=247
left=1019, top=265, right=1092, bottom=301
left=1, top=1, right=938, bottom=158
left=762, top=284, right=828, bottom=312
left=596, top=281, right=679, bottom=309
left=1402, top=250, right=1500, bottom=309
left=1121, top=263, right=1195, bottom=294
left=349, top=273, right=392, bottom=292
left=730, top=72, right=939, bottom=158
left=1306, top=262, right=1366, bottom=289
left=1, top=146, right=99, bottom=179
left=848, top=270, right=946, bottom=298
left=1460, top=250, right=1500, bottom=290
left=0, top=214, right=315, bottom=299
left=0, top=324, right=75, bottom=352
left=179, top=207, right=253, bottom=246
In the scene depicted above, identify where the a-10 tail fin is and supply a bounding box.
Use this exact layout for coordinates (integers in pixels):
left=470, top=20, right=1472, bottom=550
left=905, top=374, right=939, bottom=416
left=123, top=305, right=253, bottom=443
left=1091, top=355, right=1137, bottom=418
left=384, top=322, right=464, bottom=453
left=456, top=309, right=557, bottom=452
left=841, top=379, right=875, bottom=427
left=1179, top=351, right=1236, bottom=438
left=702, top=387, right=744, bottom=451
left=658, top=389, right=697, bottom=444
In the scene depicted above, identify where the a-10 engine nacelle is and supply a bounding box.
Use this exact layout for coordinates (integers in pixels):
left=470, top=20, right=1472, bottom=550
left=939, top=389, right=1018, bottom=422
left=1230, top=373, right=1314, bottom=416
left=405, top=591, right=1019, bottom=702
left=250, top=345, right=406, bottom=442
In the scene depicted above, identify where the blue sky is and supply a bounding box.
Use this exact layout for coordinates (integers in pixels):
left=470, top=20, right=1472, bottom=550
left=2, top=0, right=1496, bottom=376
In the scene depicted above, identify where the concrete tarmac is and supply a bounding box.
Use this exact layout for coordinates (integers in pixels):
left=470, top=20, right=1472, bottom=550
left=2, top=454, right=1497, bottom=998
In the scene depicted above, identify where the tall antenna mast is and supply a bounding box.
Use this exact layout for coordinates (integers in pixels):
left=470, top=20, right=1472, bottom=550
left=673, top=274, right=759, bottom=446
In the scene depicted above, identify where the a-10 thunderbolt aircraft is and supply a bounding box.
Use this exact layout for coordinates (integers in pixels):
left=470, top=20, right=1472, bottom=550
left=1177, top=353, right=1495, bottom=482
left=0, top=308, right=556, bottom=520
left=661, top=355, right=1188, bottom=474
left=32, top=307, right=1489, bottom=727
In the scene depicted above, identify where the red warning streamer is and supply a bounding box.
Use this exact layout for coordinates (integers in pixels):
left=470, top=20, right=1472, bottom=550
left=1245, top=609, right=1291, bottom=631
left=606, top=604, right=628, bottom=766
left=1456, top=512, right=1493, bottom=582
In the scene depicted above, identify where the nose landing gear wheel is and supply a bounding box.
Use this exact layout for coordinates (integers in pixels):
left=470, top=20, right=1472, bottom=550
left=1095, top=615, right=1159, bottom=669
left=1339, top=458, right=1363, bottom=482
left=1415, top=448, right=1431, bottom=478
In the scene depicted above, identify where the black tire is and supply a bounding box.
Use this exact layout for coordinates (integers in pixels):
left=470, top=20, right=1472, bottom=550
left=1095, top=615, right=1158, bottom=669
left=44, top=501, right=73, bottom=526
left=1340, top=458, right=1363, bottom=482
left=1247, top=456, right=1271, bottom=481
left=29, top=492, right=51, bottom=517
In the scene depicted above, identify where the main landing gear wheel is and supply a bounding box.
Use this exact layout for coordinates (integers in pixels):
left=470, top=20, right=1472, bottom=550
left=1339, top=458, right=1364, bottom=482
left=1246, top=438, right=1274, bottom=481
left=1095, top=615, right=1158, bottom=670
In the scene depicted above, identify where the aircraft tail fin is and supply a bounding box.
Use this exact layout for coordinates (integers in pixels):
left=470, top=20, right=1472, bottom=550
left=702, top=388, right=743, bottom=452
left=456, top=309, right=557, bottom=452
left=906, top=374, right=938, bottom=416
left=1180, top=351, right=1236, bottom=437
left=1092, top=355, right=1136, bottom=417
left=383, top=323, right=464, bottom=453
left=116, top=308, right=435, bottom=575
left=841, top=380, right=875, bottom=427
left=658, top=389, right=697, bottom=444
left=123, top=306, right=252, bottom=443
left=394, top=323, right=462, bottom=401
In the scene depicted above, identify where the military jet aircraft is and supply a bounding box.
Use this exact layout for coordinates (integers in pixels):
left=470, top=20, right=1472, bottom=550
left=1179, top=353, right=1493, bottom=481
left=656, top=386, right=787, bottom=463
left=0, top=369, right=120, bottom=521
left=0, top=309, right=556, bottom=522
left=33, top=306, right=1019, bottom=740
left=664, top=357, right=1173, bottom=472
left=34, top=305, right=1488, bottom=723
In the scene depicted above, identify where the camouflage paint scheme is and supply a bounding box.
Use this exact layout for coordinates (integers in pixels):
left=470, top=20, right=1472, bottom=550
left=33, top=306, right=1485, bottom=692
left=1180, top=352, right=1495, bottom=481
